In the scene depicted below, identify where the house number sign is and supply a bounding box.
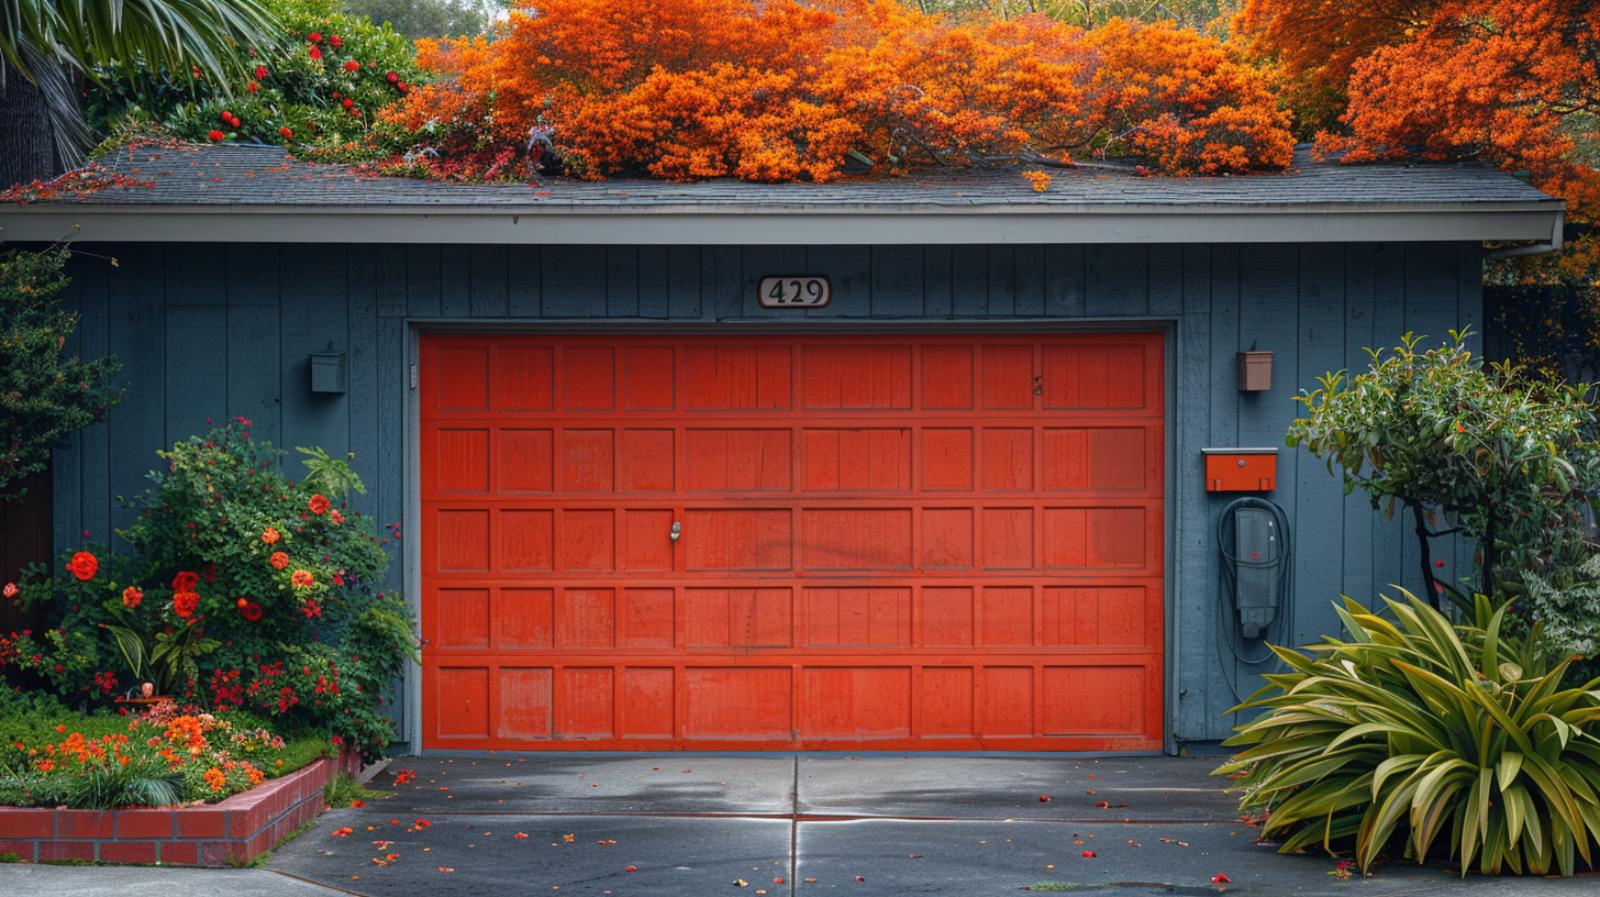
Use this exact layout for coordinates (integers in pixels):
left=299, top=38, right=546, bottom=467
left=758, top=275, right=831, bottom=308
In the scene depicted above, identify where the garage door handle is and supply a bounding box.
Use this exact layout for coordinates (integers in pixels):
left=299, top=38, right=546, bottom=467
left=669, top=520, right=682, bottom=542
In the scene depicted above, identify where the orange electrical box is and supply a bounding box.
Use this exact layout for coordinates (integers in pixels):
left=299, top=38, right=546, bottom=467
left=1203, top=448, right=1278, bottom=492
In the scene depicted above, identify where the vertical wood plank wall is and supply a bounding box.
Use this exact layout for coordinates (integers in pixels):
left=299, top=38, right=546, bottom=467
left=54, top=241, right=1482, bottom=746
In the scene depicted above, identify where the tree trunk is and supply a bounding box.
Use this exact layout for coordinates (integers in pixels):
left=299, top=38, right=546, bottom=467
left=0, top=59, right=63, bottom=187
left=1413, top=503, right=1442, bottom=610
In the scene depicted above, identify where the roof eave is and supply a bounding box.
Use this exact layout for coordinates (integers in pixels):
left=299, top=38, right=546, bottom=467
left=0, top=201, right=1566, bottom=246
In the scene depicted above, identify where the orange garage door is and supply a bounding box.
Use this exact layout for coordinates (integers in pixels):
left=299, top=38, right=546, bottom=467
left=420, top=332, right=1164, bottom=750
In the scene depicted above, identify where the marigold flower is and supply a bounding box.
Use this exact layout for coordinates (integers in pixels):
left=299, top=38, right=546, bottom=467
left=122, top=586, right=143, bottom=608
left=291, top=569, right=315, bottom=589
left=308, top=494, right=331, bottom=516
left=269, top=551, right=290, bottom=570
left=262, top=527, right=281, bottom=544
left=67, top=551, right=98, bottom=582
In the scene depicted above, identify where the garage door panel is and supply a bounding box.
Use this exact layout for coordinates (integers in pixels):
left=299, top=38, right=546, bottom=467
left=684, top=509, right=792, bottom=570
left=561, top=345, right=615, bottom=410
left=801, top=587, right=911, bottom=648
left=422, top=333, right=1165, bottom=751
left=686, top=429, right=792, bottom=492
left=803, top=508, right=913, bottom=570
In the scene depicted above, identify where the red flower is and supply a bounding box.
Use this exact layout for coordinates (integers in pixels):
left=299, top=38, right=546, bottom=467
left=219, top=111, right=234, bottom=124
left=2, top=582, right=17, bottom=599
left=386, top=71, right=398, bottom=83
left=246, top=81, right=259, bottom=93
left=291, top=569, right=315, bottom=589
left=308, top=46, right=322, bottom=60
left=67, top=551, right=98, bottom=582
left=172, top=590, right=199, bottom=619
left=397, top=82, right=408, bottom=93
left=279, top=126, right=294, bottom=139
left=207, top=129, right=225, bottom=142
left=262, top=527, right=281, bottom=544
left=122, top=586, right=143, bottom=608
left=269, top=551, right=290, bottom=570
left=240, top=601, right=263, bottom=622
left=341, top=97, right=353, bottom=109
left=172, top=570, right=200, bottom=591
left=307, top=32, right=322, bottom=42
left=344, top=59, right=360, bottom=72
left=329, top=34, right=342, bottom=48
left=308, top=494, right=331, bottom=516
left=255, top=65, right=269, bottom=80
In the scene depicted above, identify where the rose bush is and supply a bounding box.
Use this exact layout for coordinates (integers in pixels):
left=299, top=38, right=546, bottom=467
left=2, top=419, right=415, bottom=760
left=86, top=0, right=423, bottom=150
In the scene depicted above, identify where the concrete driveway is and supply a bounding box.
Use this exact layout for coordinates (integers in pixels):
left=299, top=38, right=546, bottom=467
left=5, top=753, right=1599, bottom=895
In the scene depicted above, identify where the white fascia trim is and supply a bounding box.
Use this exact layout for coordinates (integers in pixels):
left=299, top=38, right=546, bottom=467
left=0, top=203, right=1566, bottom=246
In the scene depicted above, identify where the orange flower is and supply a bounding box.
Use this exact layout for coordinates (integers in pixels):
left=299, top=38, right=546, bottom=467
left=122, top=586, right=143, bottom=608
left=172, top=590, right=200, bottom=619
left=262, top=527, right=281, bottom=544
left=203, top=767, right=227, bottom=793
left=291, top=569, right=315, bottom=589
left=308, top=494, right=331, bottom=516
left=67, top=551, right=98, bottom=582
left=1022, top=170, right=1052, bottom=193
left=269, top=551, right=290, bottom=570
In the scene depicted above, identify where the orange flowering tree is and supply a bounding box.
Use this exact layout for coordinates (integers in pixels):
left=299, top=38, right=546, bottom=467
left=1234, top=0, right=1600, bottom=379
left=374, top=0, right=1292, bottom=181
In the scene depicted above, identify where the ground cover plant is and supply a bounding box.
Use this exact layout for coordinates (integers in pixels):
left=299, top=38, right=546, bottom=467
left=1218, top=591, right=1600, bottom=876
left=1, top=419, right=417, bottom=761
left=0, top=690, right=328, bottom=808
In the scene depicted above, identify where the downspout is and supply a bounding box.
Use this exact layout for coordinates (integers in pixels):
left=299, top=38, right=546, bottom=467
left=1484, top=210, right=1565, bottom=259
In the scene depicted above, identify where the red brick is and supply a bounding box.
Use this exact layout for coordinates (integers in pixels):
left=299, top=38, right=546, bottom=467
left=38, top=841, right=96, bottom=863
left=0, top=840, right=37, bottom=863
left=0, top=809, right=56, bottom=839
left=115, top=810, right=175, bottom=839
left=56, top=811, right=116, bottom=839
left=159, top=841, right=199, bottom=866
left=98, top=841, right=158, bottom=865
left=200, top=840, right=247, bottom=866
left=175, top=809, right=228, bottom=839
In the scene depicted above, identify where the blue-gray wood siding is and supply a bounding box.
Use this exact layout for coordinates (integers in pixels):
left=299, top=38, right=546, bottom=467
left=54, top=241, right=1483, bottom=746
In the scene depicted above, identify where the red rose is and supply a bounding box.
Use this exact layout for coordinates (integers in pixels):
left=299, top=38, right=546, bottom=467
left=172, top=590, right=199, bottom=619
left=122, top=586, right=143, bottom=608
left=344, top=59, right=360, bottom=72
left=308, top=494, right=331, bottom=516
left=67, top=551, right=98, bottom=582
left=279, top=126, right=294, bottom=139
left=240, top=601, right=263, bottom=622
left=172, top=570, right=200, bottom=591
left=207, top=129, right=225, bottom=142
left=255, top=65, right=269, bottom=79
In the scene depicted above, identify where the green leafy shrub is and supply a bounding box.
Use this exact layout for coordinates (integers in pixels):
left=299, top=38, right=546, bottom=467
left=4, top=420, right=416, bottom=759
left=1288, top=330, right=1600, bottom=606
left=0, top=246, right=123, bottom=498
left=1217, top=592, right=1600, bottom=876
left=87, top=0, right=423, bottom=150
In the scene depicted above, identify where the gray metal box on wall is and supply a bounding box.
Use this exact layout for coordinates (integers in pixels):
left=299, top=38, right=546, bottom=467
left=309, top=352, right=347, bottom=394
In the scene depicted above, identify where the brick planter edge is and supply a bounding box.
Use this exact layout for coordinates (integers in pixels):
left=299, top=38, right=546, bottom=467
left=0, top=748, right=361, bottom=866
